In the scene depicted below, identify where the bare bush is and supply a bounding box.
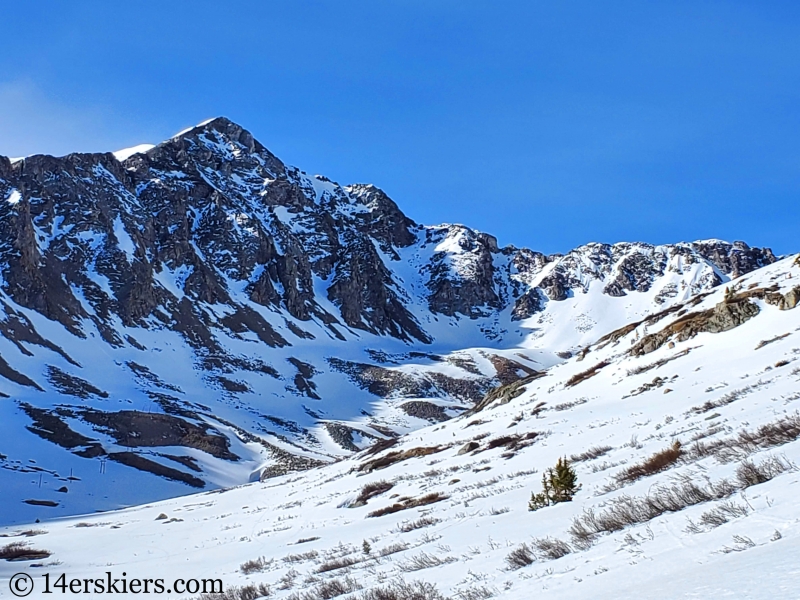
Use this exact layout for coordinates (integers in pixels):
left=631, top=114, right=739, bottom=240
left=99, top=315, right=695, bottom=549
left=367, top=492, right=449, bottom=518
left=571, top=456, right=789, bottom=544
left=379, top=542, right=410, bottom=557
left=399, top=551, right=458, bottom=572
left=690, top=381, right=768, bottom=414
left=735, top=456, right=792, bottom=487
left=755, top=333, right=791, bottom=350
left=720, top=535, right=756, bottom=553
left=553, top=398, right=588, bottom=411
left=612, top=441, right=682, bottom=486
left=354, top=579, right=449, bottom=600
left=316, top=556, right=361, bottom=574
left=474, top=432, right=540, bottom=454
left=505, top=543, right=535, bottom=569
left=689, top=414, right=800, bottom=463
left=454, top=586, right=495, bottom=600
left=570, top=445, right=612, bottom=463
left=395, top=516, right=440, bottom=533
left=0, top=541, right=51, bottom=561
left=286, top=576, right=361, bottom=600
left=283, top=550, right=319, bottom=564
left=352, top=480, right=394, bottom=507
left=698, top=500, right=750, bottom=528
left=240, top=556, right=273, bottom=574
left=359, top=447, right=444, bottom=473
left=531, top=537, right=572, bottom=560
left=626, top=348, right=692, bottom=375
left=196, top=583, right=272, bottom=600
left=565, top=361, right=610, bottom=387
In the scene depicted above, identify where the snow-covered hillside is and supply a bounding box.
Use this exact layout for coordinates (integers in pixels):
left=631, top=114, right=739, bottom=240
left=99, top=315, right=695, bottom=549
left=3, top=253, right=798, bottom=599
left=0, top=117, right=779, bottom=524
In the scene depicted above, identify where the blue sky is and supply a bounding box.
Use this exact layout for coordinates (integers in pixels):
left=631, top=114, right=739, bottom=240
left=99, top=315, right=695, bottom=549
left=1, top=1, right=798, bottom=255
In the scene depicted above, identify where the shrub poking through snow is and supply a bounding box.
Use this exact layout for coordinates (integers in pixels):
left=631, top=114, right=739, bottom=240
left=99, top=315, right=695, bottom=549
left=505, top=543, right=535, bottom=569
left=240, top=556, right=273, bottom=574
left=613, top=440, right=683, bottom=485
left=531, top=536, right=572, bottom=560
left=367, top=492, right=448, bottom=518
left=351, top=480, right=394, bottom=507
left=195, top=583, right=271, bottom=600
left=570, top=445, right=612, bottom=463
left=354, top=579, right=448, bottom=600
left=285, top=576, right=362, bottom=600
left=0, top=541, right=51, bottom=561
left=529, top=457, right=579, bottom=510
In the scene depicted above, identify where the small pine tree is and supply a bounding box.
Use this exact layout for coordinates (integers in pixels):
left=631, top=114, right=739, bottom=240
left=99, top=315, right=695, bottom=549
left=528, top=472, right=551, bottom=511
left=528, top=457, right=580, bottom=511
left=550, top=457, right=579, bottom=502
left=362, top=539, right=372, bottom=555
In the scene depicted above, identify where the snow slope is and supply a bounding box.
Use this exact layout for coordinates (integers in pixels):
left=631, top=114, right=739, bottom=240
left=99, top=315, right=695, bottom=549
left=2, top=254, right=798, bottom=599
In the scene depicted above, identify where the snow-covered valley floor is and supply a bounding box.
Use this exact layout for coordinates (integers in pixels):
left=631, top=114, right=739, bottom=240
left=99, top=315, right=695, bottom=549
left=2, top=255, right=800, bottom=599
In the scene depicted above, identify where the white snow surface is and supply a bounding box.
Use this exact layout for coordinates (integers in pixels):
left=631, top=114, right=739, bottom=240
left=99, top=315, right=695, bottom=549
left=5, top=189, right=20, bottom=205
left=112, top=143, right=155, bottom=161
left=2, top=255, right=799, bottom=598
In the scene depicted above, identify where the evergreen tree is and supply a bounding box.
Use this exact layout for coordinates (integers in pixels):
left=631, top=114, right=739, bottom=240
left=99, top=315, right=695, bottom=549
left=550, top=457, right=579, bottom=502
left=528, top=457, right=580, bottom=511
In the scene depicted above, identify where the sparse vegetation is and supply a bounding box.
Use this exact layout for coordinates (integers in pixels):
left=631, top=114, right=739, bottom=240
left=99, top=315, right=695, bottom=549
left=505, top=543, right=535, bottom=569
left=351, top=480, right=394, bottom=507
left=316, top=555, right=361, bottom=574
left=399, top=551, right=458, bottom=572
left=690, top=381, right=769, bottom=414
left=359, top=447, right=444, bottom=473
left=612, top=441, right=683, bottom=486
left=570, top=445, right=612, bottom=463
left=565, top=361, right=610, bottom=387
left=626, top=348, right=692, bottom=376
left=473, top=432, right=540, bottom=456
left=569, top=456, right=792, bottom=547
left=195, top=583, right=272, bottom=600
left=0, top=541, right=51, bottom=561
left=553, top=397, right=588, bottom=411
left=755, top=333, right=791, bottom=350
left=295, top=537, right=321, bottom=545
left=531, top=536, right=572, bottom=560
left=394, top=516, right=440, bottom=533
left=378, top=542, right=410, bottom=557
left=454, top=587, right=495, bottom=600
left=240, top=556, right=273, bottom=574
left=285, top=576, right=361, bottom=600
left=685, top=500, right=750, bottom=533
left=367, top=492, right=449, bottom=518
left=688, top=413, right=800, bottom=462
left=353, top=580, right=449, bottom=600
left=283, top=550, right=319, bottom=564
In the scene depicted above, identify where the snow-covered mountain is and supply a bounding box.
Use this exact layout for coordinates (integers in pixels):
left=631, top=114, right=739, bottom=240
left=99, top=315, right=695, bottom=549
left=2, top=251, right=798, bottom=600
left=0, top=117, right=778, bottom=523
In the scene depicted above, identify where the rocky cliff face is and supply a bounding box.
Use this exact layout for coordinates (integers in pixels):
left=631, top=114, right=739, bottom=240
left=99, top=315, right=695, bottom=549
left=0, top=117, right=779, bottom=517
left=0, top=118, right=776, bottom=353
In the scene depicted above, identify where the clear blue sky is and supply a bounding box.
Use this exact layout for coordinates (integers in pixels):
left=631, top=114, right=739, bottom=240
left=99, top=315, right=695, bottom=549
left=1, top=1, right=798, bottom=255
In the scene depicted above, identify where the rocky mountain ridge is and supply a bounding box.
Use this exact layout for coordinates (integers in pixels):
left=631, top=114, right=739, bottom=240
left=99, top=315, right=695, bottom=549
left=0, top=117, right=778, bottom=521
